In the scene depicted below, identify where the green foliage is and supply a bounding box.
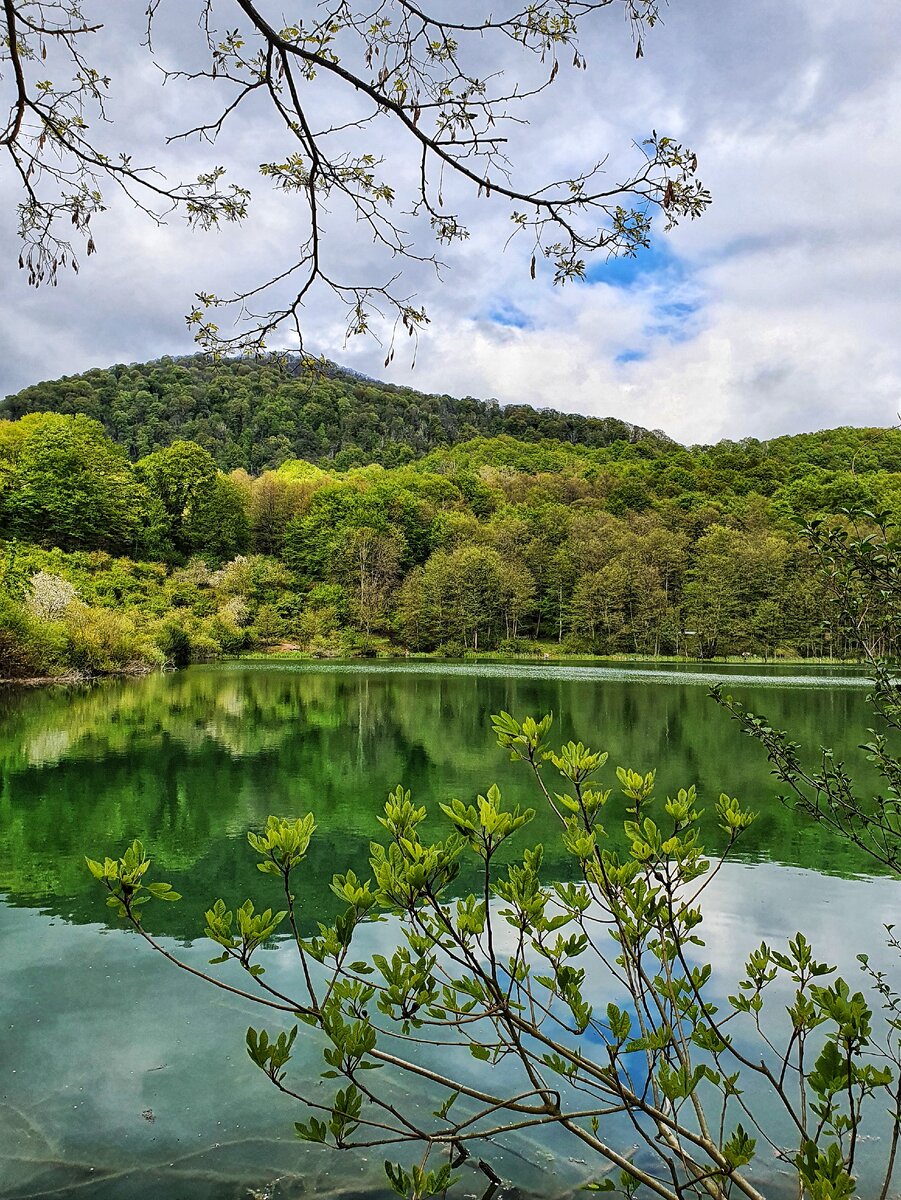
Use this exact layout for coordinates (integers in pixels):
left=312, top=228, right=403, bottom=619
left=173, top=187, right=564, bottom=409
left=85, top=838, right=181, bottom=919
left=89, top=703, right=901, bottom=1200
left=7, top=388, right=901, bottom=676
left=0, top=412, right=146, bottom=552
left=384, top=1160, right=453, bottom=1200
left=1, top=356, right=655, bottom=471
left=248, top=813, right=317, bottom=876
left=183, top=474, right=250, bottom=559
left=155, top=620, right=193, bottom=667
left=205, top=899, right=287, bottom=972
left=246, top=1025, right=297, bottom=1084
left=0, top=592, right=68, bottom=677
left=136, top=440, right=219, bottom=555
left=439, top=784, right=535, bottom=859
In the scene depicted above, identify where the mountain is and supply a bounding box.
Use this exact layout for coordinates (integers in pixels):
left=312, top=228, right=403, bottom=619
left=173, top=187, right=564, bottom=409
left=0, top=354, right=670, bottom=473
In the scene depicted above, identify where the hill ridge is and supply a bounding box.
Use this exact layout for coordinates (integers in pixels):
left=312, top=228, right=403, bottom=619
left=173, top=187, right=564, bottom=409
left=0, top=353, right=668, bottom=473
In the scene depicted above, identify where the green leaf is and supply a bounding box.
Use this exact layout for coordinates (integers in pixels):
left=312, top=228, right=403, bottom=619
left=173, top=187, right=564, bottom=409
left=85, top=857, right=105, bottom=880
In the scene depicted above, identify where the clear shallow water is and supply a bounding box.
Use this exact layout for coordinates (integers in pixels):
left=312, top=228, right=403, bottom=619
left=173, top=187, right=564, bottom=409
left=0, top=661, right=897, bottom=1199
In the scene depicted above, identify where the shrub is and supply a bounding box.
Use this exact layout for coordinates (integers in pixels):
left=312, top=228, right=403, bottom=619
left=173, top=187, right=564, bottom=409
left=435, top=639, right=464, bottom=658
left=496, top=637, right=525, bottom=655
left=63, top=604, right=154, bottom=674
left=155, top=620, right=193, bottom=668
left=251, top=603, right=286, bottom=644
left=208, top=610, right=249, bottom=654
left=0, top=595, right=68, bottom=677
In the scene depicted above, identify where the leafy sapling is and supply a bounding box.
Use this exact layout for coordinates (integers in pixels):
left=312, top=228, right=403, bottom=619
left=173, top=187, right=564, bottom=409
left=89, top=715, right=899, bottom=1200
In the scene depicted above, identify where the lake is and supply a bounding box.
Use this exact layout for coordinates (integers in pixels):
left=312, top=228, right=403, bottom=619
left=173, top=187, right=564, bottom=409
left=1, top=661, right=897, bottom=1200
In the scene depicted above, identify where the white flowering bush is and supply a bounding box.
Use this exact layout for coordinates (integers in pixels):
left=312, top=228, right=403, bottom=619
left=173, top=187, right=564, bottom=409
left=25, top=571, right=77, bottom=621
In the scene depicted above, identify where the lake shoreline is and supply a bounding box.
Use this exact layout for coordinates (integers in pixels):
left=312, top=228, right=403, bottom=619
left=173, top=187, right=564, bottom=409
left=236, top=647, right=863, bottom=668
left=0, top=663, right=157, bottom=687
left=0, top=649, right=866, bottom=687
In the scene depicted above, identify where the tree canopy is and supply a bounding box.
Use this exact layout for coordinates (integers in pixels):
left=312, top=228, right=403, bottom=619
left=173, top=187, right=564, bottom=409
left=0, top=355, right=665, bottom=470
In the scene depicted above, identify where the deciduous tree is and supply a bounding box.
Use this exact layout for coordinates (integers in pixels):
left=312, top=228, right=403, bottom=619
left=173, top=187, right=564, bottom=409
left=1, top=1, right=709, bottom=352
left=0, top=412, right=143, bottom=551
left=136, top=439, right=219, bottom=553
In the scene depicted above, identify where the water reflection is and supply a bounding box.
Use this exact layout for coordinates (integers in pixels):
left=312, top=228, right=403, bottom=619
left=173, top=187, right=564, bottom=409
left=2, top=866, right=899, bottom=1200
left=0, top=662, right=887, bottom=936
left=0, top=662, right=896, bottom=1200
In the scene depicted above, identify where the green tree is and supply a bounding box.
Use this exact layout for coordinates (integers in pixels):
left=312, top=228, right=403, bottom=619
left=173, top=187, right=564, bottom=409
left=683, top=526, right=790, bottom=659
left=334, top=526, right=406, bottom=636
left=570, top=561, right=629, bottom=650
left=414, top=546, right=514, bottom=650
left=0, top=413, right=143, bottom=552
left=136, top=440, right=218, bottom=555
left=498, top=559, right=536, bottom=643
left=183, top=474, right=251, bottom=560
left=245, top=470, right=315, bottom=555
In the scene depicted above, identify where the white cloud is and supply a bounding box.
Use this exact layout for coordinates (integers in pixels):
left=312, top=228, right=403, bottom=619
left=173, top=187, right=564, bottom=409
left=1, top=0, right=900, bottom=445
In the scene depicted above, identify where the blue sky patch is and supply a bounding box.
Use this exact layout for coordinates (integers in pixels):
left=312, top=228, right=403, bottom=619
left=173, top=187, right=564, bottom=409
left=584, top=238, right=685, bottom=289
left=485, top=301, right=532, bottom=329
left=590, top=238, right=705, bottom=360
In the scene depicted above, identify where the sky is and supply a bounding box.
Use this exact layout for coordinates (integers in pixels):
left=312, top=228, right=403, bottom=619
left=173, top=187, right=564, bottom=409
left=1, top=0, right=899, bottom=446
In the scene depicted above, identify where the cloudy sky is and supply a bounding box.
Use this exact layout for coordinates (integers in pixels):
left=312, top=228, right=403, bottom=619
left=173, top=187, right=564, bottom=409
left=1, top=0, right=899, bottom=445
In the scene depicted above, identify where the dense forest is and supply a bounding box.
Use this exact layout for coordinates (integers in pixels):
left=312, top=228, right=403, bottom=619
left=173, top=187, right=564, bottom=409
left=0, top=356, right=662, bottom=472
left=2, top=356, right=901, bottom=678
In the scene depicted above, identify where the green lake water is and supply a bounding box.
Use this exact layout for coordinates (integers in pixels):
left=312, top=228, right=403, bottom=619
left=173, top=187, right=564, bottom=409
left=0, top=661, right=898, bottom=1199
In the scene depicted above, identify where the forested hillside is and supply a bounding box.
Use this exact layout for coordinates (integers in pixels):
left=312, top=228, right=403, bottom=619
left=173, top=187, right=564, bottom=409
left=3, top=380, right=901, bottom=678
left=0, top=356, right=662, bottom=472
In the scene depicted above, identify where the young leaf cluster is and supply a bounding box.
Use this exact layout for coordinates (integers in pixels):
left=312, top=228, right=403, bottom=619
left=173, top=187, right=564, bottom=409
left=86, top=703, right=901, bottom=1200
